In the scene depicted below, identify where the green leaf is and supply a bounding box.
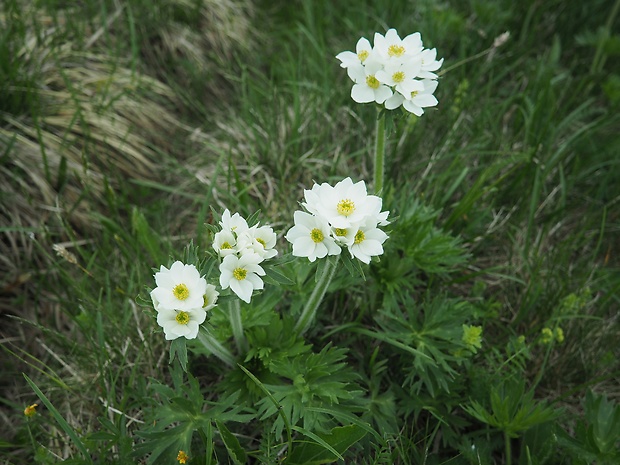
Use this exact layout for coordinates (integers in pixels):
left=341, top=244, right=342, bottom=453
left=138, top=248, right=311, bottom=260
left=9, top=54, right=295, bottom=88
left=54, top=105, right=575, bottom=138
left=215, top=420, right=247, bottom=465
left=286, top=424, right=367, bottom=465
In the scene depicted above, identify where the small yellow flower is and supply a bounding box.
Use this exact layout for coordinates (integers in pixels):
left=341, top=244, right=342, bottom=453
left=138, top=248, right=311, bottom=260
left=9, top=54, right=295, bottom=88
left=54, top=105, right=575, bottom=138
left=516, top=335, right=526, bottom=345
left=24, top=403, right=38, bottom=417
left=462, top=325, right=483, bottom=352
left=177, top=450, right=189, bottom=464
left=540, top=327, right=554, bottom=344
left=554, top=327, right=565, bottom=344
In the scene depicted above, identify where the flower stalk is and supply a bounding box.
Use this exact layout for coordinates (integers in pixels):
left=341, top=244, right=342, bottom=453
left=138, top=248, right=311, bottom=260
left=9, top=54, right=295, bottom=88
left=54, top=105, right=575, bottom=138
left=374, top=110, right=386, bottom=195
left=295, top=255, right=340, bottom=335
left=229, top=299, right=247, bottom=353
left=197, top=327, right=235, bottom=367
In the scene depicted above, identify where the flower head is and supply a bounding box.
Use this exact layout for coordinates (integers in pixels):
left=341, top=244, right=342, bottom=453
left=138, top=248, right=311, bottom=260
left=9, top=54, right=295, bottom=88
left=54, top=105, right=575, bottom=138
left=156, top=306, right=207, bottom=340
left=285, top=211, right=342, bottom=262
left=219, top=253, right=266, bottom=303
left=177, top=450, right=189, bottom=464
left=237, top=225, right=278, bottom=260
left=312, top=177, right=383, bottom=229
left=384, top=79, right=438, bottom=116
left=150, top=261, right=207, bottom=311
left=24, top=403, right=38, bottom=417
left=202, top=284, right=219, bottom=311
left=347, top=220, right=389, bottom=264
left=220, top=208, right=249, bottom=234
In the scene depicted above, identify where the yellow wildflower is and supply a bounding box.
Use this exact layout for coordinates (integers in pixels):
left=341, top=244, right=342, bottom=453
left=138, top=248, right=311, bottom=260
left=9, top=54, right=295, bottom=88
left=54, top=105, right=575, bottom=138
left=554, top=327, right=565, bottom=343
left=24, top=403, right=38, bottom=417
left=177, top=450, right=189, bottom=464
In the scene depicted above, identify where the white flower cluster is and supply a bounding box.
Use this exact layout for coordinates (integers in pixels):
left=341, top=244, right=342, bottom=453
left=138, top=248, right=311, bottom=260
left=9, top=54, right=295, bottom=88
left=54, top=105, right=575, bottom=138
left=213, top=209, right=278, bottom=303
left=150, top=261, right=219, bottom=340
left=336, top=28, right=443, bottom=115
left=285, top=177, right=389, bottom=264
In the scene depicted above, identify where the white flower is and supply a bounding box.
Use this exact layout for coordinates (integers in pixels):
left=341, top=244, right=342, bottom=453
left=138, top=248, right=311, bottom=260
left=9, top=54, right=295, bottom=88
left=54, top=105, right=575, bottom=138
left=220, top=209, right=249, bottom=234
left=348, top=221, right=389, bottom=264
left=312, top=177, right=383, bottom=229
left=375, top=60, right=423, bottom=97
left=219, top=253, right=265, bottom=303
left=384, top=79, right=438, bottom=116
left=237, top=225, right=278, bottom=260
left=336, top=37, right=373, bottom=68
left=374, top=29, right=423, bottom=64
left=330, top=225, right=357, bottom=247
left=335, top=37, right=380, bottom=81
left=156, top=307, right=207, bottom=340
left=213, top=229, right=237, bottom=258
left=417, top=48, right=443, bottom=79
left=150, top=261, right=207, bottom=311
left=348, top=62, right=393, bottom=104
left=285, top=211, right=341, bottom=262
left=202, top=283, right=219, bottom=311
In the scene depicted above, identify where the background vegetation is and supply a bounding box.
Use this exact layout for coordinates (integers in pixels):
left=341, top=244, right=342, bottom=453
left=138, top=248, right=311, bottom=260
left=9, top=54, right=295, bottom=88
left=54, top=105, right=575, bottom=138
left=1, top=0, right=619, bottom=463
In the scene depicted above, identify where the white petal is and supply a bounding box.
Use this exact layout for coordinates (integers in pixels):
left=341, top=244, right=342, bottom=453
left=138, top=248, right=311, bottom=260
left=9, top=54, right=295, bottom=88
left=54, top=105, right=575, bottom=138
left=351, top=84, right=375, bottom=103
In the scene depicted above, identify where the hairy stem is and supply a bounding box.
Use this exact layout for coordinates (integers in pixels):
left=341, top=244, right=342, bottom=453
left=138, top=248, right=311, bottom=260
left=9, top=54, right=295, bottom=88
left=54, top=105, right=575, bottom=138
left=504, top=431, right=512, bottom=465
left=295, top=255, right=340, bottom=335
left=374, top=110, right=386, bottom=195
left=197, top=328, right=235, bottom=367
left=229, top=299, right=247, bottom=353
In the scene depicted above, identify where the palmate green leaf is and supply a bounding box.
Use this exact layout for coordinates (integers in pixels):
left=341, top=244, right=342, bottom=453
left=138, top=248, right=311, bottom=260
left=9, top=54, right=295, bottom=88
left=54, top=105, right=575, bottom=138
left=585, top=390, right=620, bottom=455
left=285, top=425, right=367, bottom=465
left=463, top=380, right=558, bottom=438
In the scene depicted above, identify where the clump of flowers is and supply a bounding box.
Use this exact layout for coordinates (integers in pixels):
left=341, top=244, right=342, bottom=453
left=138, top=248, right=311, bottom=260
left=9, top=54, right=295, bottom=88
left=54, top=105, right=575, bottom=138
left=150, top=261, right=219, bottom=340
left=336, top=28, right=443, bottom=115
left=213, top=209, right=278, bottom=303
left=285, top=177, right=389, bottom=264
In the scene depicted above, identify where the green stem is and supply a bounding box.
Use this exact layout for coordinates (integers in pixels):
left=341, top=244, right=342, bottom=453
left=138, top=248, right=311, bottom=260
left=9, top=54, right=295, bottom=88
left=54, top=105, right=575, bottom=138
left=504, top=431, right=512, bottom=465
left=197, top=327, right=235, bottom=367
left=229, top=299, right=247, bottom=353
left=373, top=110, right=386, bottom=195
left=295, top=255, right=340, bottom=335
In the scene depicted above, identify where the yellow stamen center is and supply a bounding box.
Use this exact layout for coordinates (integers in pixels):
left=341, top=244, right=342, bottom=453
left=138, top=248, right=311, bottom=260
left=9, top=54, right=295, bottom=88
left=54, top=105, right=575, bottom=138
left=175, top=311, right=190, bottom=325
left=203, top=294, right=209, bottom=308
left=310, top=228, right=324, bottom=243
left=221, top=241, right=233, bottom=249
left=392, top=71, right=405, bottom=83
left=233, top=267, right=247, bottom=280
left=256, top=238, right=266, bottom=248
left=354, top=230, right=365, bottom=244
left=173, top=283, right=190, bottom=301
left=365, top=75, right=380, bottom=89
left=334, top=228, right=348, bottom=237
left=410, top=90, right=419, bottom=99
left=358, top=50, right=369, bottom=62
left=337, top=199, right=355, bottom=216
left=388, top=44, right=405, bottom=57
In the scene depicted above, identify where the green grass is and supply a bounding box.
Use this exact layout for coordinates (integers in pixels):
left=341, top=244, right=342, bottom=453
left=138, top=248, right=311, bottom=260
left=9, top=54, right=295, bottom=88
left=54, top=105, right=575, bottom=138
left=1, top=0, right=619, bottom=463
